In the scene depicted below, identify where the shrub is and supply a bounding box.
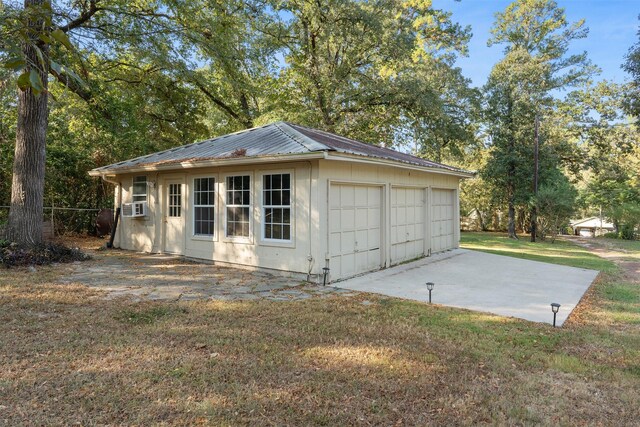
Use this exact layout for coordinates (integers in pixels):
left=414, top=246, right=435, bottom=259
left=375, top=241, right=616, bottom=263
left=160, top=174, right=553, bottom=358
left=0, top=241, right=91, bottom=268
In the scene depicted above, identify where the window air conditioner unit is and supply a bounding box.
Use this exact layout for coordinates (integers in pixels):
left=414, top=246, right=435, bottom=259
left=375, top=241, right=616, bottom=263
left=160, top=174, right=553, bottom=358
left=121, top=201, right=147, bottom=218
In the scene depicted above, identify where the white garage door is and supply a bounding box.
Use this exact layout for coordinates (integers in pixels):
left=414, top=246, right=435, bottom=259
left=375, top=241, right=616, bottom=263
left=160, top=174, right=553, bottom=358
left=329, top=184, right=382, bottom=280
left=391, top=187, right=426, bottom=265
left=432, top=189, right=455, bottom=253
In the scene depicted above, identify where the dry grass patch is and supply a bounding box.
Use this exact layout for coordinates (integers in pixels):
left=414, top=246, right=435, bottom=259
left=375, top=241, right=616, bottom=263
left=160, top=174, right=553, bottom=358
left=1, top=235, right=639, bottom=425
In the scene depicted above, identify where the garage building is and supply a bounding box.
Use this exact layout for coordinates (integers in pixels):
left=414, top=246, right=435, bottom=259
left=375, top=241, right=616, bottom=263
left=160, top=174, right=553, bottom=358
left=89, top=122, right=473, bottom=282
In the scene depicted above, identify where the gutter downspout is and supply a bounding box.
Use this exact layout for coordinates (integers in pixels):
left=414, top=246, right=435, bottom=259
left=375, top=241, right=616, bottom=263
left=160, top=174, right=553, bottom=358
left=306, top=160, right=315, bottom=282
left=101, top=175, right=122, bottom=248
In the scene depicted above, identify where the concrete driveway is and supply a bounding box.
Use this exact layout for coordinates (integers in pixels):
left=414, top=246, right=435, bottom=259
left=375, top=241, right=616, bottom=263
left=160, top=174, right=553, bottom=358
left=336, top=249, right=599, bottom=326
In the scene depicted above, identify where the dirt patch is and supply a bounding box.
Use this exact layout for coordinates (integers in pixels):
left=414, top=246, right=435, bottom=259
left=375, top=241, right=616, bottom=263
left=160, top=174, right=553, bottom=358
left=567, top=237, right=639, bottom=283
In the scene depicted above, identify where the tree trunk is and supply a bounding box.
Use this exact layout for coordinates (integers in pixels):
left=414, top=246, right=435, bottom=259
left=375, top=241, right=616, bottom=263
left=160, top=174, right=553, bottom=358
left=4, top=0, right=49, bottom=246
left=506, top=90, right=517, bottom=239
left=507, top=194, right=517, bottom=239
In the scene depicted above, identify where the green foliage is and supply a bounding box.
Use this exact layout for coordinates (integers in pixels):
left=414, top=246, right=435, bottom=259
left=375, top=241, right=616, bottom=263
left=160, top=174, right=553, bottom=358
left=459, top=149, right=501, bottom=231
left=533, top=170, right=577, bottom=241
left=578, top=82, right=640, bottom=240
left=622, top=17, right=640, bottom=118
left=481, top=0, right=593, bottom=237
left=1, top=0, right=482, bottom=227
left=273, top=0, right=477, bottom=151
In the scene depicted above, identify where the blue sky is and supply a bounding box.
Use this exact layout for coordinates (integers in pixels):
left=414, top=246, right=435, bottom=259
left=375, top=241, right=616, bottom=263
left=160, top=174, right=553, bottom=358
left=431, top=0, right=639, bottom=87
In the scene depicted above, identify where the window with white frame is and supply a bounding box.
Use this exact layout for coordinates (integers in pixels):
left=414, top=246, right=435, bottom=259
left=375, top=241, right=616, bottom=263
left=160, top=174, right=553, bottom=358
left=168, top=183, right=182, bottom=217
left=132, top=176, right=147, bottom=202
left=263, top=173, right=291, bottom=241
left=226, top=175, right=250, bottom=238
left=193, top=177, right=215, bottom=236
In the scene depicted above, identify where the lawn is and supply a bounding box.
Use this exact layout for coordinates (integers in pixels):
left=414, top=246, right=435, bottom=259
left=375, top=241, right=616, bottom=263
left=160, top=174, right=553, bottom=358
left=460, top=231, right=616, bottom=272
left=1, top=235, right=639, bottom=425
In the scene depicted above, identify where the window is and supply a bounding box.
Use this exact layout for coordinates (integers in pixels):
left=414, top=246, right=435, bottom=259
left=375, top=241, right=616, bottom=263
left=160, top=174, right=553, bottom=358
left=226, top=175, right=250, bottom=238
left=168, top=183, right=182, bottom=217
left=194, top=177, right=215, bottom=236
left=263, top=173, right=291, bottom=241
left=132, top=176, right=147, bottom=202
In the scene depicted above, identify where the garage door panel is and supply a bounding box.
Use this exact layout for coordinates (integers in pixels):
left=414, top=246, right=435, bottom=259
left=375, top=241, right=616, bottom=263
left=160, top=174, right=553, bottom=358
left=355, top=252, right=369, bottom=271
left=368, top=208, right=380, bottom=226
left=341, top=209, right=355, bottom=230
left=329, top=186, right=342, bottom=208
left=432, top=189, right=455, bottom=253
left=341, top=254, right=354, bottom=276
left=368, top=228, right=380, bottom=248
left=368, top=186, right=381, bottom=204
left=397, top=206, right=407, bottom=222
left=329, top=232, right=341, bottom=254
left=356, top=229, right=368, bottom=250
left=407, top=223, right=416, bottom=240
left=396, top=224, right=406, bottom=241
left=353, top=186, right=367, bottom=206
left=329, top=209, right=341, bottom=232
left=340, top=186, right=354, bottom=206
left=341, top=231, right=356, bottom=254
left=390, top=187, right=426, bottom=265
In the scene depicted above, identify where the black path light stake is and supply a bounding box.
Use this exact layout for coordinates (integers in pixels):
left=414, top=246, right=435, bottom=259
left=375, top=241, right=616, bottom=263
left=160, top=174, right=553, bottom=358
left=426, top=282, right=435, bottom=304
left=322, top=267, right=330, bottom=286
left=551, top=303, right=561, bottom=327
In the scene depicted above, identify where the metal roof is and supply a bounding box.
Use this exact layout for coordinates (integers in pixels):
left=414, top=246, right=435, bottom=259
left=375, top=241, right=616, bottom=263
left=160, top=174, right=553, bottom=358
left=90, top=121, right=471, bottom=176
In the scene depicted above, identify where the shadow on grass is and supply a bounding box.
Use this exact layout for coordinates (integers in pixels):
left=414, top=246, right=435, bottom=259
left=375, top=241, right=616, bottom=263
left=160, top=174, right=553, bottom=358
left=2, top=270, right=639, bottom=425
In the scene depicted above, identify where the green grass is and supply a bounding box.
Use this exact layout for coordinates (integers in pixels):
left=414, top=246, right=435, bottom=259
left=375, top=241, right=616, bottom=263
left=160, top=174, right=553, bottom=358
left=460, top=231, right=617, bottom=272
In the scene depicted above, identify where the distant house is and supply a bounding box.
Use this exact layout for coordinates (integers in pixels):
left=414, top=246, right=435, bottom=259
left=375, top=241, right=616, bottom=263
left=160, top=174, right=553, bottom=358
left=89, top=122, right=472, bottom=281
left=570, top=217, right=615, bottom=237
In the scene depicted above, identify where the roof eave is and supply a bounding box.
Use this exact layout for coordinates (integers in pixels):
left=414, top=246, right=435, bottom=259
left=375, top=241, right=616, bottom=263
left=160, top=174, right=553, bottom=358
left=324, top=152, right=476, bottom=178
left=88, top=152, right=326, bottom=176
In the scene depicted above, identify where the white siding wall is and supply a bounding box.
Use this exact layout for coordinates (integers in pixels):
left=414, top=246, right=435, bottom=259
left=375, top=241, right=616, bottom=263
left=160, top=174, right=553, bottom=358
left=114, top=160, right=321, bottom=275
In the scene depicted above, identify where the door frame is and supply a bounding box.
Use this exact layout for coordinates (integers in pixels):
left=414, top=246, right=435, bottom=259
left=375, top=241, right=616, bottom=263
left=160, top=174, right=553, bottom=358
left=162, top=177, right=186, bottom=254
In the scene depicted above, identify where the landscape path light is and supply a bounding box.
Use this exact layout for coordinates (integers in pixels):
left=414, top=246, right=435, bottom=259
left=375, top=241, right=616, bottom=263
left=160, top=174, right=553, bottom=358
left=551, top=303, right=561, bottom=327
left=322, top=267, right=330, bottom=286
left=426, top=282, right=434, bottom=304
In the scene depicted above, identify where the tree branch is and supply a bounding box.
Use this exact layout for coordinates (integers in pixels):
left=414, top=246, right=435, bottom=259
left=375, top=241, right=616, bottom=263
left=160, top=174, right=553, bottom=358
left=58, top=0, right=102, bottom=33
left=194, top=81, right=252, bottom=128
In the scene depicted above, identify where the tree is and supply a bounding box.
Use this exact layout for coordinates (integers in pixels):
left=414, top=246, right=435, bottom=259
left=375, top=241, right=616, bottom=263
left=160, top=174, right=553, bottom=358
left=273, top=0, right=474, bottom=148
left=459, top=147, right=501, bottom=231
left=622, top=16, right=640, bottom=119
left=533, top=169, right=577, bottom=241
left=578, top=82, right=640, bottom=239
left=2, top=0, right=53, bottom=245
left=0, top=0, right=480, bottom=243
left=0, top=0, right=195, bottom=244
left=482, top=0, right=595, bottom=238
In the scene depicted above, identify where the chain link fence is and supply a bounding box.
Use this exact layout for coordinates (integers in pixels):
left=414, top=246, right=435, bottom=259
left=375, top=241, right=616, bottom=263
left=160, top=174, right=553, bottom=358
left=0, top=206, right=104, bottom=236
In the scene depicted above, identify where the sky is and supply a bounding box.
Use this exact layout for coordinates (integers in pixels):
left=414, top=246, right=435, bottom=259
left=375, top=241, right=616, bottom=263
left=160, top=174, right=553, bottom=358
left=431, top=0, right=639, bottom=88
